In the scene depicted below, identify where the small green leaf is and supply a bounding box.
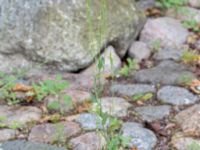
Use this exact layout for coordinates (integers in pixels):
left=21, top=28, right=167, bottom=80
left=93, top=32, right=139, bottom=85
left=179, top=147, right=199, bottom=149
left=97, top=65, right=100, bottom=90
left=132, top=93, right=144, bottom=101
left=47, top=101, right=60, bottom=110
left=98, top=57, right=105, bottom=71
left=63, top=95, right=73, bottom=107
left=132, top=93, right=153, bottom=101
left=119, top=58, right=138, bottom=77
left=142, top=93, right=153, bottom=101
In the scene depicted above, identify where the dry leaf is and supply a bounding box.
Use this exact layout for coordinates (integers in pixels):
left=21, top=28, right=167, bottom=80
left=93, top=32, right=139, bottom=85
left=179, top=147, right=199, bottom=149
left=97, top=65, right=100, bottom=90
left=136, top=100, right=145, bottom=105
left=75, top=102, right=91, bottom=113
left=39, top=114, right=62, bottom=123
left=12, top=83, right=36, bottom=102
left=12, top=83, right=33, bottom=92
left=145, top=8, right=161, bottom=17
left=187, top=34, right=198, bottom=44
left=131, top=147, right=138, bottom=150
left=189, top=79, right=200, bottom=94
left=145, top=121, right=168, bottom=136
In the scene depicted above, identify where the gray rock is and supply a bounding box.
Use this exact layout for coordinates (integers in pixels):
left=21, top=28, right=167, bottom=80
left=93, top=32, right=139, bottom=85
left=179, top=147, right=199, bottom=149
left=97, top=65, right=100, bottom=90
left=98, top=97, right=132, bottom=117
left=135, top=105, right=172, bottom=122
left=0, top=54, right=35, bottom=73
left=153, top=47, right=185, bottom=61
left=128, top=41, right=151, bottom=62
left=75, top=113, right=103, bottom=131
left=133, top=60, right=195, bottom=85
left=69, top=132, right=106, bottom=150
left=67, top=74, right=95, bottom=92
left=62, top=89, right=91, bottom=104
left=157, top=86, right=198, bottom=105
left=110, top=83, right=156, bottom=97
left=171, top=133, right=200, bottom=150
left=0, top=140, right=66, bottom=150
left=13, top=79, right=30, bottom=85
left=175, top=104, right=200, bottom=137
left=121, top=122, right=157, bottom=150
left=140, top=17, right=189, bottom=48
left=0, top=0, right=145, bottom=72
left=75, top=113, right=114, bottom=131
left=189, top=0, right=200, bottom=8
left=0, top=106, right=42, bottom=128
left=83, top=46, right=121, bottom=76
left=28, top=122, right=81, bottom=143
left=167, top=7, right=200, bottom=23
left=76, top=113, right=101, bottom=130
left=0, top=129, right=18, bottom=142
left=136, top=0, right=155, bottom=10
left=182, top=7, right=200, bottom=22
left=100, top=46, right=122, bottom=75
left=81, top=64, right=107, bottom=86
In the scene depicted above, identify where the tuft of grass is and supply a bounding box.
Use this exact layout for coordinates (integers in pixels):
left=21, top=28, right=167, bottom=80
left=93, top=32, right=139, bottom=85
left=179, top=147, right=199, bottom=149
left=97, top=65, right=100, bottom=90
left=97, top=112, right=130, bottom=150
left=178, top=73, right=193, bottom=86
left=53, top=123, right=65, bottom=144
left=32, top=74, right=69, bottom=101
left=183, top=19, right=200, bottom=33
left=86, top=0, right=132, bottom=149
left=107, top=134, right=130, bottom=150
left=0, top=71, right=26, bottom=105
left=47, top=95, right=72, bottom=109
left=150, top=39, right=161, bottom=53
left=0, top=71, right=72, bottom=109
left=181, top=50, right=199, bottom=65
left=119, top=58, right=139, bottom=77
left=156, top=0, right=188, bottom=10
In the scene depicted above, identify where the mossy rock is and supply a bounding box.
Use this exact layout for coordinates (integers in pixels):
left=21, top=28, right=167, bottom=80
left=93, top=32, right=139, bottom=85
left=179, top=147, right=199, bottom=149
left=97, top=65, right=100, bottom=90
left=0, top=0, right=145, bottom=72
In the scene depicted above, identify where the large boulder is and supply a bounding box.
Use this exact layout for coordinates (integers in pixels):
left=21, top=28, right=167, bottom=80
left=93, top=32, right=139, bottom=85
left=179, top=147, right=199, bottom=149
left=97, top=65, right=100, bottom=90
left=0, top=0, right=145, bottom=72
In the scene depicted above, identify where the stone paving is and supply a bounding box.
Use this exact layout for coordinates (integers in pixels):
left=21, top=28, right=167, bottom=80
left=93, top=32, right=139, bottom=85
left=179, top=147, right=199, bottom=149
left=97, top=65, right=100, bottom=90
left=0, top=1, right=200, bottom=150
